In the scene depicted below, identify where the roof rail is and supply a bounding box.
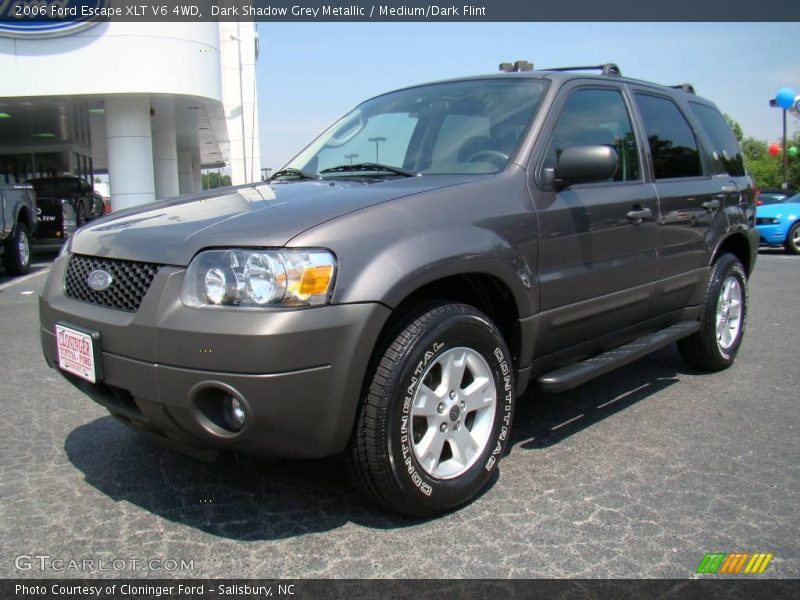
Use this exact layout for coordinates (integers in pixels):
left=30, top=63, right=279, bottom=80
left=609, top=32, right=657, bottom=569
left=669, top=83, right=696, bottom=94
left=543, top=63, right=622, bottom=76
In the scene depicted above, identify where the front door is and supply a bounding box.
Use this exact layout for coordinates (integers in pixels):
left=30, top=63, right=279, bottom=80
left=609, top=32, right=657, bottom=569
left=529, top=84, right=659, bottom=357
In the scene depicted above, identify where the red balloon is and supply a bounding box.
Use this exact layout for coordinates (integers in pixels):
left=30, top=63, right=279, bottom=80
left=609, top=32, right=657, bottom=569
left=769, top=143, right=781, bottom=156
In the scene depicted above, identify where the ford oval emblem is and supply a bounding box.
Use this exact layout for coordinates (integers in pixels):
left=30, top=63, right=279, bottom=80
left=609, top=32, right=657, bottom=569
left=87, top=269, right=113, bottom=291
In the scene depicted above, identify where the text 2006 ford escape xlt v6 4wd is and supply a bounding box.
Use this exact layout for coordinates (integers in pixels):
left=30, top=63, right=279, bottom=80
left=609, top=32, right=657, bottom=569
left=40, top=64, right=758, bottom=516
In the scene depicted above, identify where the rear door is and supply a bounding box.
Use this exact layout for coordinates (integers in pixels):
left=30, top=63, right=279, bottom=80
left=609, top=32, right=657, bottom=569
left=528, top=82, right=659, bottom=357
left=630, top=90, right=729, bottom=313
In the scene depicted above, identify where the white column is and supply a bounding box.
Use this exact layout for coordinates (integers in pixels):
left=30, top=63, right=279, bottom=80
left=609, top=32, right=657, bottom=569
left=192, top=159, right=202, bottom=192
left=151, top=98, right=179, bottom=200
left=178, top=150, right=193, bottom=195
left=219, top=22, right=259, bottom=185
left=105, top=96, right=155, bottom=211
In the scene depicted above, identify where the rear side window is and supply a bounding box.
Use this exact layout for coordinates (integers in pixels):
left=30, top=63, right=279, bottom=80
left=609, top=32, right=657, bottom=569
left=635, top=94, right=703, bottom=179
left=689, top=102, right=745, bottom=177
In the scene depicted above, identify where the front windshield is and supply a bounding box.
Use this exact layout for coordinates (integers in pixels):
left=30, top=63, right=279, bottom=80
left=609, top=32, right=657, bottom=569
left=283, top=78, right=548, bottom=179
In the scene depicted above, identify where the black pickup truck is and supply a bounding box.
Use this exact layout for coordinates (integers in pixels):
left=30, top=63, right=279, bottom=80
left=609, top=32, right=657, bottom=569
left=1, top=184, right=37, bottom=275
left=28, top=177, right=104, bottom=228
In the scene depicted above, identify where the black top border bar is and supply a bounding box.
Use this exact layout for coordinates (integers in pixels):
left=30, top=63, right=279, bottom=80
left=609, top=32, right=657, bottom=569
left=0, top=0, right=798, bottom=23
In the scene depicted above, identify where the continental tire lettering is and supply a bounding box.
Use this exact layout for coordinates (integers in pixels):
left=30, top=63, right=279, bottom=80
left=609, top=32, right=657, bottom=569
left=406, top=376, right=418, bottom=397
left=486, top=346, right=513, bottom=472
left=398, top=340, right=445, bottom=498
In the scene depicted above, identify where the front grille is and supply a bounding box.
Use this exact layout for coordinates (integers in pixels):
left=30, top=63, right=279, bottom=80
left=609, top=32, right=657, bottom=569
left=755, top=218, right=773, bottom=225
left=65, top=254, right=163, bottom=312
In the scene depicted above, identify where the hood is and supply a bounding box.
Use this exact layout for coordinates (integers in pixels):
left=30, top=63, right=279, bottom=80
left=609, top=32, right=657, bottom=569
left=69, top=176, right=478, bottom=265
left=757, top=202, right=800, bottom=220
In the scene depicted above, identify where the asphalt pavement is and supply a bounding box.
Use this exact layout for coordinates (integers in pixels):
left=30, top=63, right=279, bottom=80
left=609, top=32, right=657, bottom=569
left=0, top=251, right=797, bottom=579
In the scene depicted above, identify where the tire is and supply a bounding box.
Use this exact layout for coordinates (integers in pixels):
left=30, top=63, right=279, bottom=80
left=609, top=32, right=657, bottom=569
left=784, top=221, right=800, bottom=255
left=2, top=222, right=31, bottom=276
left=677, top=253, right=747, bottom=371
left=347, top=303, right=515, bottom=517
left=76, top=203, right=86, bottom=228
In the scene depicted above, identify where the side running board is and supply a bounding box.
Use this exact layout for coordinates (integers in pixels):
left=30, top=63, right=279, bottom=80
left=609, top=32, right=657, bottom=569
left=536, top=321, right=701, bottom=393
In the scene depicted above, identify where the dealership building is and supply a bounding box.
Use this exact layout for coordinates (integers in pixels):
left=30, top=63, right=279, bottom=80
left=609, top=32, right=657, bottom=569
left=0, top=21, right=260, bottom=211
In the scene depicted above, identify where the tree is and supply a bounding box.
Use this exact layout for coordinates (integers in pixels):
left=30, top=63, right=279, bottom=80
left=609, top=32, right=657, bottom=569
left=201, top=172, right=232, bottom=190
left=741, top=137, right=782, bottom=189
left=724, top=114, right=744, bottom=143
left=728, top=113, right=800, bottom=190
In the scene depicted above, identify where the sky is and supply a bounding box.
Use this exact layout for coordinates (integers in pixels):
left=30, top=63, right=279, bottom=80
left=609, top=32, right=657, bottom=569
left=254, top=22, right=800, bottom=170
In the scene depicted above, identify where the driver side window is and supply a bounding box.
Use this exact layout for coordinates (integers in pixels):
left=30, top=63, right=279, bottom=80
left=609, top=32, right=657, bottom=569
left=543, top=88, right=640, bottom=183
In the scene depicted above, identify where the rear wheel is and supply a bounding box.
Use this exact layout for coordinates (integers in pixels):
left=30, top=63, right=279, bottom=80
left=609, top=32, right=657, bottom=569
left=2, top=222, right=31, bottom=276
left=785, top=222, right=800, bottom=254
left=678, top=253, right=747, bottom=371
left=347, top=303, right=514, bottom=517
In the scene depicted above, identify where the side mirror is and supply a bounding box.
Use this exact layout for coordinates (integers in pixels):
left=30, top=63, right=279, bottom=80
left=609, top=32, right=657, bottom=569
left=552, top=145, right=619, bottom=189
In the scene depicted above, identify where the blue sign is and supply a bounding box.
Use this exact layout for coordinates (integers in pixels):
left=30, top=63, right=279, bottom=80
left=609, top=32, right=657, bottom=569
left=0, top=0, right=107, bottom=38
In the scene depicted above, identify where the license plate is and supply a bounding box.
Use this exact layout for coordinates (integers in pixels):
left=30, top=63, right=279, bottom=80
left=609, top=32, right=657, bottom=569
left=55, top=324, right=101, bottom=383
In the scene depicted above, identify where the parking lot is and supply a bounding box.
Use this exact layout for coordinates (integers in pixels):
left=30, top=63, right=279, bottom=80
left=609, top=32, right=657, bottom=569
left=0, top=250, right=797, bottom=579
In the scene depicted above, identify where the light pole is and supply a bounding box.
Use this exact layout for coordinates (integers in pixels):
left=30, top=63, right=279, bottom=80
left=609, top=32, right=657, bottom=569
left=771, top=87, right=797, bottom=190
left=368, top=136, right=386, bottom=163
left=345, top=153, right=359, bottom=167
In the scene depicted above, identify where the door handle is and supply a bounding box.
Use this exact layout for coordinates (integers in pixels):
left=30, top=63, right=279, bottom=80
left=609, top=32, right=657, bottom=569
left=626, top=207, right=652, bottom=221
left=702, top=199, right=721, bottom=210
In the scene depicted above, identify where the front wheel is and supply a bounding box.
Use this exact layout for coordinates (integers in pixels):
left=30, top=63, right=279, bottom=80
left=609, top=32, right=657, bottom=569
left=785, top=221, right=800, bottom=255
left=347, top=303, right=514, bottom=517
left=677, top=253, right=747, bottom=371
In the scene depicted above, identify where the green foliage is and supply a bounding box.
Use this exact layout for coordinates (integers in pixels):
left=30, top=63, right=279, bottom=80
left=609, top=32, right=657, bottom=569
left=742, top=137, right=782, bottom=188
left=727, top=114, right=800, bottom=189
left=201, top=172, right=232, bottom=190
left=724, top=113, right=743, bottom=143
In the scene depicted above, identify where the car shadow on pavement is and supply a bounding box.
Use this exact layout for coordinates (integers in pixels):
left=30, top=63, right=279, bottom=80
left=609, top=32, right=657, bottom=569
left=511, top=345, right=684, bottom=450
left=64, top=345, right=687, bottom=540
left=64, top=416, right=422, bottom=539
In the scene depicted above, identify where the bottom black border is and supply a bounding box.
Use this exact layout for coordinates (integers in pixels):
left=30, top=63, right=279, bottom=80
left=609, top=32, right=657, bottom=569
left=3, top=579, right=799, bottom=600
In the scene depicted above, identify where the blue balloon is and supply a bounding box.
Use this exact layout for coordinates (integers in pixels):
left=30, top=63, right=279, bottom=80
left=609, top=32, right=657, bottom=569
left=776, top=87, right=797, bottom=109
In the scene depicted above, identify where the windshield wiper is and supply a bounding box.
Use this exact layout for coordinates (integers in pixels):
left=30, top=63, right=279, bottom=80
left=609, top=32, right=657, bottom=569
left=269, top=167, right=320, bottom=182
left=320, top=163, right=419, bottom=177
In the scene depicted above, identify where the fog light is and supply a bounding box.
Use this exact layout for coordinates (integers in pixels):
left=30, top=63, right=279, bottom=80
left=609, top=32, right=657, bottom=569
left=222, top=395, right=246, bottom=430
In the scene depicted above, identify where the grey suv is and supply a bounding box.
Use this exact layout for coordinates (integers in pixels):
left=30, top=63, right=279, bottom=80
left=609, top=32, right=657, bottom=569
left=39, top=64, right=757, bottom=516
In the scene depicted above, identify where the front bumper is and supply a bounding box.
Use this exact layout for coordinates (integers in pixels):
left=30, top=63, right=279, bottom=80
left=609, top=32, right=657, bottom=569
left=756, top=223, right=787, bottom=246
left=40, top=254, right=390, bottom=458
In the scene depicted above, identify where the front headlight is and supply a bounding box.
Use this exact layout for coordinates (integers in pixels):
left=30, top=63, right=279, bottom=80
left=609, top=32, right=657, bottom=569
left=57, top=236, right=73, bottom=258
left=182, top=249, right=336, bottom=308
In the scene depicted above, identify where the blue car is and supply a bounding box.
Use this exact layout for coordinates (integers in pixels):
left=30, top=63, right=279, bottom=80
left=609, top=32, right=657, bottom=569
left=756, top=193, right=800, bottom=254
